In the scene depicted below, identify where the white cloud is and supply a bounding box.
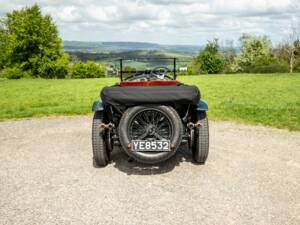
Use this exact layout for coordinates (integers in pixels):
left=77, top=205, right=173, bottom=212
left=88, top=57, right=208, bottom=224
left=0, top=0, right=299, bottom=44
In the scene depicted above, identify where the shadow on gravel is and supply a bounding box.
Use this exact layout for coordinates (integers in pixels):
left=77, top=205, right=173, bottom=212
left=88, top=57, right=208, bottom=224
left=110, top=144, right=194, bottom=175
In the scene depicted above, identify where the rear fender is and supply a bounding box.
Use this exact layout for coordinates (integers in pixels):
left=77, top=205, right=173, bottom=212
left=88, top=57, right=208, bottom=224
left=196, top=99, right=208, bottom=112
left=92, top=99, right=104, bottom=112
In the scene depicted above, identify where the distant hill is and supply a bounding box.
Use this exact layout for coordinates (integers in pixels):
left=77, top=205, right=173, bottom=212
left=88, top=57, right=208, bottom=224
left=63, top=41, right=202, bottom=55
left=69, top=49, right=193, bottom=68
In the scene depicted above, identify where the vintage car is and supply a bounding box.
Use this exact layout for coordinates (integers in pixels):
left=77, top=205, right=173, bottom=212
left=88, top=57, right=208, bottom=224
left=92, top=58, right=209, bottom=167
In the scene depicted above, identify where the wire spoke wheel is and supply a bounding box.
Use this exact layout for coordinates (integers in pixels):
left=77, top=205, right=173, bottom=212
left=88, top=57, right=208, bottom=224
left=118, top=105, right=183, bottom=164
left=128, top=109, right=172, bottom=141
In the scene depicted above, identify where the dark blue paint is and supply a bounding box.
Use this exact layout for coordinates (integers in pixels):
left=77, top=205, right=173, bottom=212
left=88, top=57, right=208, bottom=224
left=92, top=99, right=104, bottom=112
left=196, top=99, right=208, bottom=111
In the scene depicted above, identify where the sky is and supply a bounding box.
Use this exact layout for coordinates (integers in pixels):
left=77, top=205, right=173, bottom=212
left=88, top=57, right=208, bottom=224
left=0, top=0, right=299, bottom=45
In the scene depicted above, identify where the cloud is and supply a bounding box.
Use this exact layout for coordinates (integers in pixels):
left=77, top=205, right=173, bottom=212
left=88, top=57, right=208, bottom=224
left=0, top=0, right=299, bottom=44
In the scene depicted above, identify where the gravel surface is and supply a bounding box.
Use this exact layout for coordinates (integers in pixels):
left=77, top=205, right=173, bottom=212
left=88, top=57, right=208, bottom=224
left=1, top=116, right=300, bottom=225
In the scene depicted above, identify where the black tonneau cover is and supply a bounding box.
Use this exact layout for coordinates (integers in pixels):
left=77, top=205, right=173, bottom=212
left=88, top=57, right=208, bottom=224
left=101, top=85, right=200, bottom=106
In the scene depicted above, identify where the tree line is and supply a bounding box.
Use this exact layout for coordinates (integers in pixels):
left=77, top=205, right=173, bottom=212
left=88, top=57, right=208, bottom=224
left=0, top=4, right=105, bottom=79
left=188, top=33, right=300, bottom=75
left=0, top=4, right=300, bottom=79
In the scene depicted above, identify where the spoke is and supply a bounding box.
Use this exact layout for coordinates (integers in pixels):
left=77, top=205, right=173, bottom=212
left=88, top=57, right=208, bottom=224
left=158, top=115, right=164, bottom=122
left=136, top=116, right=148, bottom=126
left=157, top=131, right=170, bottom=139
left=151, top=111, right=156, bottom=124
left=129, top=109, right=172, bottom=141
left=157, top=121, right=168, bottom=130
left=137, top=132, right=148, bottom=140
left=132, top=129, right=144, bottom=137
left=132, top=124, right=143, bottom=132
left=153, top=112, right=161, bottom=126
left=147, top=111, right=152, bottom=124
left=131, top=128, right=145, bottom=137
left=133, top=120, right=142, bottom=127
left=132, top=121, right=145, bottom=130
left=155, top=113, right=163, bottom=124
left=154, top=132, right=164, bottom=140
left=142, top=112, right=150, bottom=124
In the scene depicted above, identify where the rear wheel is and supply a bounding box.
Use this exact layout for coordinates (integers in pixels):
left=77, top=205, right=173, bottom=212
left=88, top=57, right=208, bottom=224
left=92, top=111, right=109, bottom=167
left=118, top=105, right=183, bottom=164
left=192, top=112, right=209, bottom=164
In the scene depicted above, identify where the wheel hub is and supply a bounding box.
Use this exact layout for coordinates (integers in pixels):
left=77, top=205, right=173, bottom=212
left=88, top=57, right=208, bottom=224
left=146, top=124, right=156, bottom=135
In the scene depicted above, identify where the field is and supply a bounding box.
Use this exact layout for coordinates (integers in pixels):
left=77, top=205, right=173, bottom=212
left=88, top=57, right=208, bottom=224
left=70, top=49, right=193, bottom=69
left=0, top=74, right=299, bottom=130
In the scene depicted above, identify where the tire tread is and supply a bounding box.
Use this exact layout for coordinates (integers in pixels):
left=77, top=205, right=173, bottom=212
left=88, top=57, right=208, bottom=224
left=92, top=111, right=108, bottom=167
left=193, top=113, right=209, bottom=164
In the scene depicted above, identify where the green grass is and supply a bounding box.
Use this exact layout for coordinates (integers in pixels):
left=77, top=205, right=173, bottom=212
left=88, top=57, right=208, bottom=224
left=180, top=74, right=300, bottom=130
left=0, top=74, right=300, bottom=130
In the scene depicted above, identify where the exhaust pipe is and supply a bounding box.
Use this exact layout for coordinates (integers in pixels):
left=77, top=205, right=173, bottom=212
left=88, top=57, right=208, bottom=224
left=187, top=122, right=202, bottom=129
left=100, top=122, right=115, bottom=129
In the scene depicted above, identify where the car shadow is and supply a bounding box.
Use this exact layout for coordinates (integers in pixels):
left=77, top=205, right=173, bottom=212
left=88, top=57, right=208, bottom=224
left=110, top=144, right=194, bottom=175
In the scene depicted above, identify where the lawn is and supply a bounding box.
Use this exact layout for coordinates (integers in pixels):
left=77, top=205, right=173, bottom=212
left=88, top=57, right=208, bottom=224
left=0, top=74, right=299, bottom=130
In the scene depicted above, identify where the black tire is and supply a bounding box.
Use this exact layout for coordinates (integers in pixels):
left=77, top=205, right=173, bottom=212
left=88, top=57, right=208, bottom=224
left=92, top=111, right=109, bottom=167
left=192, top=112, right=209, bottom=164
left=118, top=105, right=183, bottom=164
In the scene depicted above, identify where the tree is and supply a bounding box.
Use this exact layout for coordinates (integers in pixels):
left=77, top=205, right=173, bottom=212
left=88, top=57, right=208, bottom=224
left=237, top=34, right=275, bottom=72
left=221, top=40, right=238, bottom=73
left=71, top=61, right=106, bottom=78
left=193, top=39, right=226, bottom=74
left=0, top=4, right=68, bottom=77
left=278, top=24, right=300, bottom=73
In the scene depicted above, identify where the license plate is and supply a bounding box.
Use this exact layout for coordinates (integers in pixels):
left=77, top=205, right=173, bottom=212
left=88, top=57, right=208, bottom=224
left=132, top=140, right=170, bottom=152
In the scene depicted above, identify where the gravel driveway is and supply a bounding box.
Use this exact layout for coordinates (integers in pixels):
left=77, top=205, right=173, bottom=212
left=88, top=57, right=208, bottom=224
left=1, top=116, right=300, bottom=225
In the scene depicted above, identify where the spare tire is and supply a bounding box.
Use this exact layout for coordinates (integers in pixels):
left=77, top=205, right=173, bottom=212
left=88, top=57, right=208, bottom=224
left=118, top=105, right=183, bottom=164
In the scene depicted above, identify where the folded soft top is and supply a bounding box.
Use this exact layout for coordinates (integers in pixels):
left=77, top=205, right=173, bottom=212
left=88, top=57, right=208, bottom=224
left=101, top=85, right=200, bottom=106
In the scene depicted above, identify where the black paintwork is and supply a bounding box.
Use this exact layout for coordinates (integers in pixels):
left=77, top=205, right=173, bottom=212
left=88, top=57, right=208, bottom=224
left=92, top=58, right=208, bottom=157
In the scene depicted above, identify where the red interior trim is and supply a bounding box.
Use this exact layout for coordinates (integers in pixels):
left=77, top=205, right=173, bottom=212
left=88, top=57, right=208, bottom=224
left=120, top=80, right=180, bottom=87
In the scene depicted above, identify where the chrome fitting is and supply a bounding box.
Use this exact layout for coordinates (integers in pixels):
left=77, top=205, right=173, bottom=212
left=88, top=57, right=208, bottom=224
left=187, top=122, right=202, bottom=129
left=100, top=122, right=115, bottom=129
